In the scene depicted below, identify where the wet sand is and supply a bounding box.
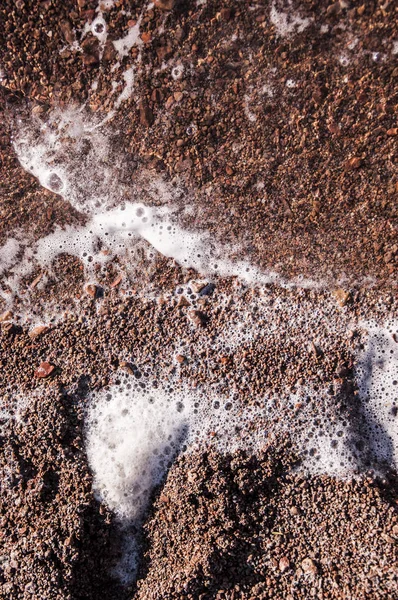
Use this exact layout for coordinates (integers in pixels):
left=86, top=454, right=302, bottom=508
left=0, top=1, right=397, bottom=599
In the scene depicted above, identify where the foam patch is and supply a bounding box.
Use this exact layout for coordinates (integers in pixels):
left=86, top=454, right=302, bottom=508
left=355, top=321, right=398, bottom=469
left=270, top=1, right=311, bottom=37
left=85, top=376, right=269, bottom=521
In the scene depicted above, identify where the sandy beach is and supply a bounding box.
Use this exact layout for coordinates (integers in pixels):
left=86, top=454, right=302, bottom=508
left=0, top=1, right=397, bottom=598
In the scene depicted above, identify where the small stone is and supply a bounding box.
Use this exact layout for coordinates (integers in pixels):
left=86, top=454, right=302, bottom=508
left=154, top=0, right=174, bottom=10
left=191, top=281, right=207, bottom=293
left=60, top=19, right=75, bottom=44
left=177, top=295, right=190, bottom=308
left=81, top=36, right=100, bottom=66
left=85, top=284, right=98, bottom=298
left=110, top=274, right=123, bottom=288
left=301, top=557, right=318, bottom=576
left=332, top=288, right=351, bottom=307
left=174, top=91, right=183, bottom=102
left=326, top=2, right=341, bottom=17
left=279, top=557, right=290, bottom=572
left=336, top=364, right=349, bottom=377
left=34, top=362, right=55, bottom=378
left=381, top=533, right=395, bottom=544
left=311, top=342, right=322, bottom=357
left=102, top=40, right=116, bottom=62
left=328, top=121, right=340, bottom=135
left=0, top=311, right=13, bottom=323
left=290, top=506, right=300, bottom=515
left=225, top=165, right=234, bottom=175
left=30, top=272, right=43, bottom=289
left=387, top=128, right=397, bottom=136
left=141, top=31, right=152, bottom=44
left=344, top=156, right=361, bottom=170
left=29, top=325, right=49, bottom=340
left=175, top=354, right=186, bottom=363
left=120, top=361, right=135, bottom=376
left=165, top=96, right=174, bottom=110
left=83, top=52, right=100, bottom=67
left=151, top=88, right=162, bottom=103
left=175, top=26, right=186, bottom=42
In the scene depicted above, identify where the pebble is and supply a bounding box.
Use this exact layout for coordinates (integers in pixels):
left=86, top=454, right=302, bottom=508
left=34, top=362, right=55, bottom=378
left=0, top=311, right=13, bottom=322
left=59, top=19, right=75, bottom=44
left=301, top=557, right=318, bottom=576
left=344, top=157, right=362, bottom=170
left=332, top=288, right=351, bottom=307
left=110, top=274, right=123, bottom=288
left=191, top=281, right=207, bottom=293
left=139, top=101, right=154, bottom=127
left=178, top=296, right=190, bottom=308
left=29, top=325, right=49, bottom=340
left=85, top=284, right=98, bottom=298
left=279, top=556, right=290, bottom=572
left=154, top=0, right=174, bottom=10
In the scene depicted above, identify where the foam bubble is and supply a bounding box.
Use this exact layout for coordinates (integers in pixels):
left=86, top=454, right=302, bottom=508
left=171, top=64, right=184, bottom=80
left=92, top=16, right=108, bottom=43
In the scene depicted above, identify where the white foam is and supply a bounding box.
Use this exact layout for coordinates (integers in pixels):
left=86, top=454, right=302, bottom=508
left=12, top=107, right=125, bottom=213
left=270, top=2, right=311, bottom=37
left=113, top=18, right=142, bottom=59
left=339, top=55, right=350, bottom=67
left=244, top=94, right=257, bottom=122
left=86, top=383, right=189, bottom=520
left=0, top=239, right=20, bottom=276
left=356, top=321, right=398, bottom=468
left=85, top=377, right=269, bottom=520
left=0, top=392, right=30, bottom=437
left=98, top=0, right=115, bottom=9
left=115, top=66, right=135, bottom=107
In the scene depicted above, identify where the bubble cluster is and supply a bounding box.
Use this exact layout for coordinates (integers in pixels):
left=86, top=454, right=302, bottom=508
left=12, top=107, right=125, bottom=213
left=270, top=1, right=311, bottom=37
left=85, top=376, right=267, bottom=522
left=355, top=321, right=398, bottom=469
